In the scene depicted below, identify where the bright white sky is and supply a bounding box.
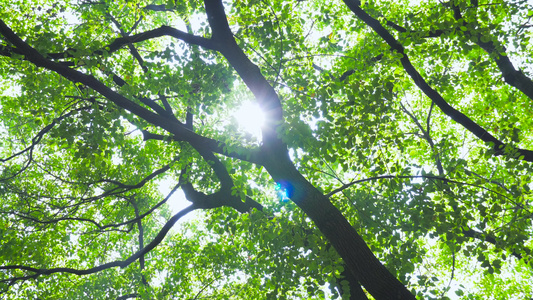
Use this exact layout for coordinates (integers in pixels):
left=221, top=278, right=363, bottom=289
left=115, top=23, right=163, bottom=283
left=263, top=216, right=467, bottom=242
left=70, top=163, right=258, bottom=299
left=232, top=100, right=265, bottom=140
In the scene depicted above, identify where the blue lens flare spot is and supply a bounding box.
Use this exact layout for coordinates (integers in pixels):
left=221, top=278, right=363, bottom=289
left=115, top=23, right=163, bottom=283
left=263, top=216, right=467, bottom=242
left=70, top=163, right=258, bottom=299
left=275, top=181, right=293, bottom=202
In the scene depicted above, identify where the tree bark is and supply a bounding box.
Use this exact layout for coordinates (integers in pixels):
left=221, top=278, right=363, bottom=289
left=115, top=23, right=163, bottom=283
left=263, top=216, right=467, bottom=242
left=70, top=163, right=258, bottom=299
left=264, top=153, right=416, bottom=300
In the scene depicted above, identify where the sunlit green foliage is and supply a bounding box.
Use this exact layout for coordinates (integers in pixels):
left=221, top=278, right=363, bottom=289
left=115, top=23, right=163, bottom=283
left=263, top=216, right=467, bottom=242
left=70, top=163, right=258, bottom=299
left=1, top=0, right=533, bottom=299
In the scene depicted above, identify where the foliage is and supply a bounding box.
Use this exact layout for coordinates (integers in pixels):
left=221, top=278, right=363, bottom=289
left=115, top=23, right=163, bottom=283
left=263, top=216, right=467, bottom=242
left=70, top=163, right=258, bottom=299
left=1, top=0, right=533, bottom=299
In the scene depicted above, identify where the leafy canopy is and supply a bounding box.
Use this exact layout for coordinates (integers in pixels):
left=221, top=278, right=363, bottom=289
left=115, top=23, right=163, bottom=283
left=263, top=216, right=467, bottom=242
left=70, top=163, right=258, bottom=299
left=1, top=0, right=533, bottom=299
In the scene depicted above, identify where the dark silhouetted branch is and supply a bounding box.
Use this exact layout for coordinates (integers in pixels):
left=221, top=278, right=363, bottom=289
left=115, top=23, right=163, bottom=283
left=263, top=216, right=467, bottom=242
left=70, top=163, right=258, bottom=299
left=341, top=0, right=533, bottom=162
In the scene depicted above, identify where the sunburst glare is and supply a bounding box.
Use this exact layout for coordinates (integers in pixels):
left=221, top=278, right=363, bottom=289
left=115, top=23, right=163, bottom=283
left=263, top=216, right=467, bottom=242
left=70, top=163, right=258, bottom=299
left=233, top=101, right=265, bottom=140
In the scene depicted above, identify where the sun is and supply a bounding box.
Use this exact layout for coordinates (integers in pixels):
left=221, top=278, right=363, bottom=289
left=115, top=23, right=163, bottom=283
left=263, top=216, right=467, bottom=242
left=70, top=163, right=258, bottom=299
left=233, top=101, right=265, bottom=140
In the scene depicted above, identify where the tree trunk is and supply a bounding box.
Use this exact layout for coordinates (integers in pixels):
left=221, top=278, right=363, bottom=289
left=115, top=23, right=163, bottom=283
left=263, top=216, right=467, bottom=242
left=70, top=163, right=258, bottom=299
left=264, top=153, right=416, bottom=300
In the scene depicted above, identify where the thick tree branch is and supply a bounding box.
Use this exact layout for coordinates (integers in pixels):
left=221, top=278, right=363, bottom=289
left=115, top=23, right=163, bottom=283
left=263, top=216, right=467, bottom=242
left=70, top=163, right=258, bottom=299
left=449, top=4, right=533, bottom=101
left=1, top=25, right=216, bottom=64
left=263, top=154, right=416, bottom=300
left=116, top=293, right=139, bottom=300
left=45, top=25, right=219, bottom=59
left=341, top=0, right=533, bottom=162
left=180, top=178, right=264, bottom=213
left=141, top=130, right=262, bottom=164
left=0, top=19, right=255, bottom=164
left=203, top=0, right=285, bottom=149
left=384, top=18, right=447, bottom=38
left=112, top=25, right=219, bottom=51
left=143, top=4, right=173, bottom=12
left=108, top=71, right=176, bottom=120
left=178, top=113, right=263, bottom=213
left=106, top=16, right=177, bottom=119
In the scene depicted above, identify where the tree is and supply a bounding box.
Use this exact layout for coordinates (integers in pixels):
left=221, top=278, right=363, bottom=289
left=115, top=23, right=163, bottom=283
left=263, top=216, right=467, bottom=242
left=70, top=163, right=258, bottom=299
left=1, top=0, right=532, bottom=298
